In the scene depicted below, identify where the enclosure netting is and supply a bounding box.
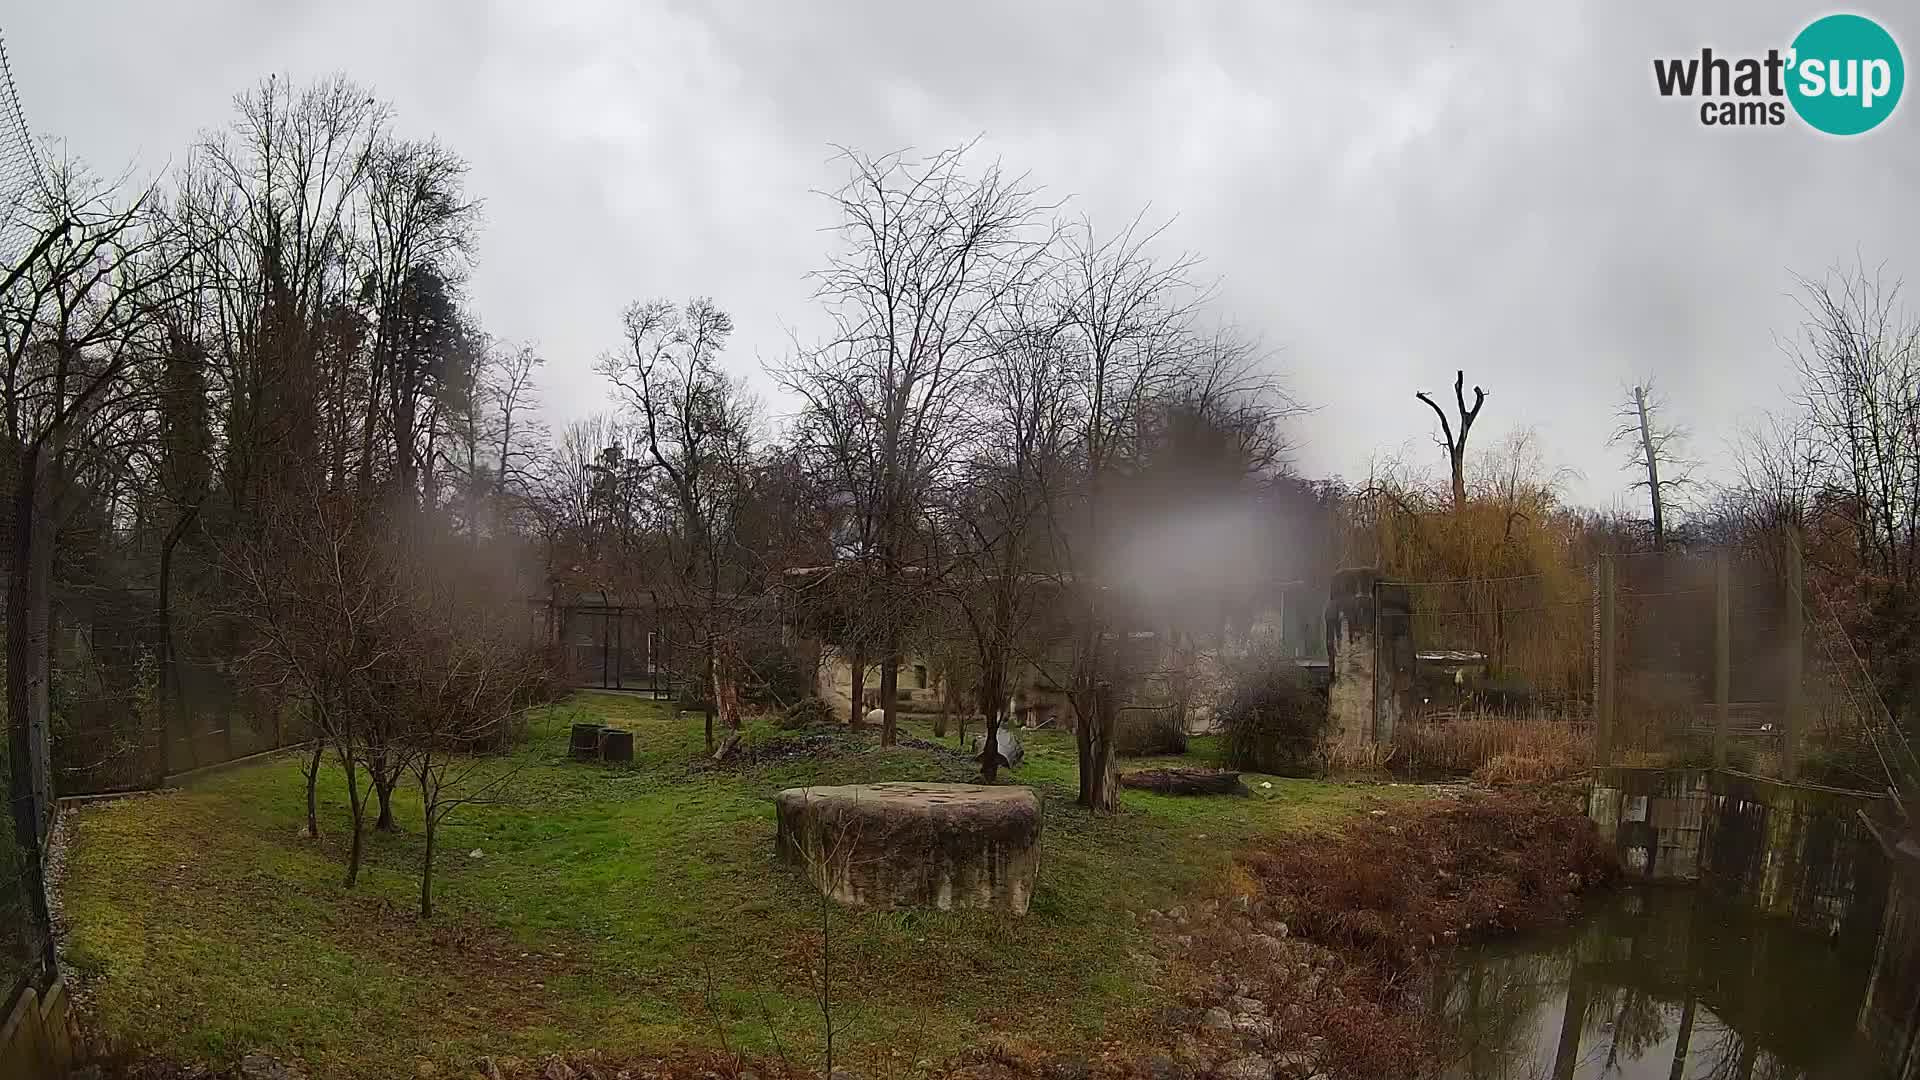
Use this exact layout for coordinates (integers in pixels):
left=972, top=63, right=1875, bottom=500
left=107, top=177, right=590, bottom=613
left=1382, top=541, right=1912, bottom=792
left=0, top=24, right=56, bottom=1007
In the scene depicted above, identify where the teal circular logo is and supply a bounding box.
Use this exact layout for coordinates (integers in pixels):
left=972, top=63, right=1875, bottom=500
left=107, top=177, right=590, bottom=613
left=1788, top=14, right=1904, bottom=134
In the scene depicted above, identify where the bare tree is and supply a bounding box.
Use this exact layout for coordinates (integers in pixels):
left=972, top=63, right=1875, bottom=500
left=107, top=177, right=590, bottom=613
left=3, top=155, right=187, bottom=849
left=218, top=486, right=404, bottom=886
left=780, top=142, right=1051, bottom=747
left=390, top=531, right=537, bottom=918
left=1786, top=262, right=1920, bottom=588
left=596, top=298, right=757, bottom=750
left=1416, top=369, right=1488, bottom=510
left=943, top=292, right=1080, bottom=781
left=1608, top=380, right=1695, bottom=551
left=359, top=136, right=477, bottom=504
left=1048, top=213, right=1202, bottom=811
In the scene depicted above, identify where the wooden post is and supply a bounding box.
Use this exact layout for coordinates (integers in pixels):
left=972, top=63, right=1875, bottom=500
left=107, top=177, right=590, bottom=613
left=1598, top=556, right=1616, bottom=767
left=1714, top=551, right=1731, bottom=770
left=1784, top=528, right=1804, bottom=781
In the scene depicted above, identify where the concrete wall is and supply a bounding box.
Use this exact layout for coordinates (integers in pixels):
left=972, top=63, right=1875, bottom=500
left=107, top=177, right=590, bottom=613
left=1324, top=568, right=1412, bottom=751
left=1588, top=766, right=1890, bottom=941
left=0, top=977, right=73, bottom=1080
left=1861, top=839, right=1920, bottom=1080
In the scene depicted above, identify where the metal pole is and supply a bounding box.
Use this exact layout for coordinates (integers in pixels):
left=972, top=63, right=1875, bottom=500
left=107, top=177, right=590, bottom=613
left=1715, top=551, right=1731, bottom=770
left=1785, top=529, right=1804, bottom=781
left=1370, top=577, right=1381, bottom=745
left=1598, top=556, right=1616, bottom=767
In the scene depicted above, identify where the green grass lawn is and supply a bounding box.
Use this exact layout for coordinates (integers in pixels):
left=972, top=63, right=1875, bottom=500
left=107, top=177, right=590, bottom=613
left=60, top=693, right=1398, bottom=1077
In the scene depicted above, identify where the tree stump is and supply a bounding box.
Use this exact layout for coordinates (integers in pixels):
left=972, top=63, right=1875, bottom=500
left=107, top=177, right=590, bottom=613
left=774, top=782, right=1042, bottom=914
left=569, top=723, right=605, bottom=761
left=599, top=728, right=634, bottom=763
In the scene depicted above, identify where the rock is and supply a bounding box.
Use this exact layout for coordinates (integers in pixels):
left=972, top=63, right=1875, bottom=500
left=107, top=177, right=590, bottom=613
left=474, top=1058, right=505, bottom=1080
left=1168, top=905, right=1190, bottom=923
left=1216, top=1056, right=1275, bottom=1080
left=239, top=1056, right=307, bottom=1080
left=969, top=726, right=1025, bottom=769
left=1265, top=921, right=1290, bottom=939
left=1271, top=1052, right=1317, bottom=1079
left=1202, top=1006, right=1235, bottom=1032
left=468, top=849, right=484, bottom=859
left=1173, top=1034, right=1212, bottom=1070
left=775, top=782, right=1042, bottom=913
left=1228, top=995, right=1267, bottom=1016
left=1248, top=933, right=1286, bottom=958
left=1230, top=1014, right=1274, bottom=1039
left=865, top=707, right=886, bottom=728
left=542, top=1059, right=578, bottom=1080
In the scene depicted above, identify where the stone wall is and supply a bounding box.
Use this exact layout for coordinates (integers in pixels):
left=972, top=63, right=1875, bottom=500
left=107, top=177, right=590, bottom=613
left=1323, top=568, right=1412, bottom=752
left=0, top=977, right=73, bottom=1080
left=1588, top=766, right=1890, bottom=941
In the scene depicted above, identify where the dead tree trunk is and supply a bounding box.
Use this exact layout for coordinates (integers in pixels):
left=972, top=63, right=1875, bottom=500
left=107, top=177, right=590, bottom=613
left=977, top=658, right=1008, bottom=782
left=420, top=807, right=437, bottom=919
left=1416, top=370, right=1487, bottom=511
left=341, top=746, right=368, bottom=888
left=303, top=740, right=325, bottom=839
left=879, top=640, right=900, bottom=747
left=1634, top=385, right=1666, bottom=552
left=933, top=672, right=955, bottom=738
left=848, top=645, right=867, bottom=728
left=1089, top=681, right=1119, bottom=813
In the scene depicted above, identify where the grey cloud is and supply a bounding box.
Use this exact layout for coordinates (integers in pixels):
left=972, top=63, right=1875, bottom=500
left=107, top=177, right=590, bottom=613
left=10, top=0, right=1917, bottom=508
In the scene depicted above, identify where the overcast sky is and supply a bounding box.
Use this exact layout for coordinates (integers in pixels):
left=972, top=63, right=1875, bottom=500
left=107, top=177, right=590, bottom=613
left=9, top=1, right=1918, bottom=509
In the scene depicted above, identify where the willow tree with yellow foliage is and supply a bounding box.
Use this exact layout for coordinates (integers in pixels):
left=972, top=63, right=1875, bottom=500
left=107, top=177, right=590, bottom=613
left=1340, top=431, right=1593, bottom=707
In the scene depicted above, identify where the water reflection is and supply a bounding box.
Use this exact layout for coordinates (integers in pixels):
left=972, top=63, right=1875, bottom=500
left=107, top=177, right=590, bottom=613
left=1431, top=888, right=1884, bottom=1079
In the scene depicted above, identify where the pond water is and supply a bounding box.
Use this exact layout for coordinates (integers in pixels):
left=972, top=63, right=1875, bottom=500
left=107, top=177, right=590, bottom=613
left=1431, top=887, right=1887, bottom=1080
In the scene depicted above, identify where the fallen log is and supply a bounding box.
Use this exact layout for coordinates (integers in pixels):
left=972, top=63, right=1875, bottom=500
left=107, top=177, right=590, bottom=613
left=1118, top=768, right=1249, bottom=796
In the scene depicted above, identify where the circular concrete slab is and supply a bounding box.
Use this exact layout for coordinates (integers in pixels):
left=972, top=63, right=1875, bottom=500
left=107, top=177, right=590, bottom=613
left=774, top=782, right=1042, bottom=915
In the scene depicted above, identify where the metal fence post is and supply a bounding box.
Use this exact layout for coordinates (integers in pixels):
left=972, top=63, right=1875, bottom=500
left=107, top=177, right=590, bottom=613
left=1597, top=555, right=1615, bottom=767
left=1785, top=528, right=1804, bottom=781
left=1715, top=550, right=1731, bottom=770
left=1369, top=577, right=1380, bottom=746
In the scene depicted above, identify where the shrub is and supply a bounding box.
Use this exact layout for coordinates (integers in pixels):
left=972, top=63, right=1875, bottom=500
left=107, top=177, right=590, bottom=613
left=1115, top=707, right=1188, bottom=757
left=1218, top=655, right=1328, bottom=776
left=778, top=696, right=837, bottom=731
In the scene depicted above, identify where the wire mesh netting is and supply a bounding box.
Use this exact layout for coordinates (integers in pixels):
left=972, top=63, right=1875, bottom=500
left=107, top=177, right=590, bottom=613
left=1383, top=573, right=1595, bottom=776
left=0, top=31, right=43, bottom=268
left=0, top=25, right=55, bottom=1009
left=1368, top=538, right=1915, bottom=793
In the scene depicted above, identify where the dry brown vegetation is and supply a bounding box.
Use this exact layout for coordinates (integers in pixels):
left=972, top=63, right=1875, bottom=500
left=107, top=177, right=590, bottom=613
left=1391, top=712, right=1593, bottom=782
